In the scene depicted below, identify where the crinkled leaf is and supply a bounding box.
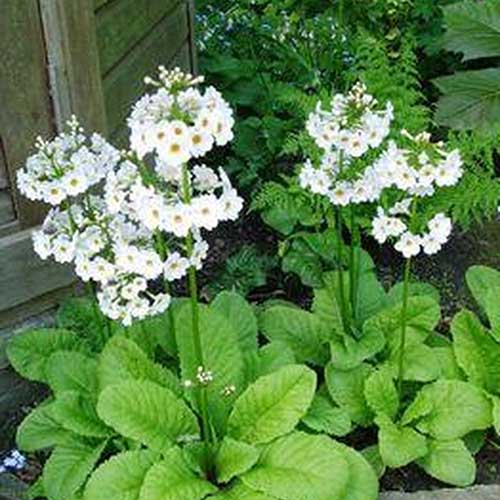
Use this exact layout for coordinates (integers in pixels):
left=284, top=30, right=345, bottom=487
left=442, top=1, right=500, bottom=60
left=259, top=305, right=330, bottom=365
left=466, top=265, right=500, bottom=316
left=98, top=336, right=180, bottom=396
left=417, top=439, right=476, bottom=487
left=7, top=329, right=84, bottom=383
left=46, top=351, right=98, bottom=398
left=361, top=446, right=386, bottom=479
left=492, top=396, right=500, bottom=436
left=97, top=380, right=199, bottom=452
left=17, top=402, right=73, bottom=452
left=387, top=281, right=440, bottom=307
left=255, top=341, right=295, bottom=378
left=227, top=364, right=316, bottom=444
left=387, top=343, right=441, bottom=383
left=434, top=68, right=500, bottom=132
left=175, top=303, right=245, bottom=433
left=51, top=391, right=111, bottom=438
left=326, top=363, right=373, bottom=426
left=302, top=390, right=352, bottom=437
left=211, top=291, right=258, bottom=353
left=434, top=346, right=462, bottom=380
left=241, top=432, right=350, bottom=500
left=215, top=438, right=259, bottom=484
left=84, top=450, right=158, bottom=500
left=210, top=483, right=275, bottom=499
left=401, top=380, right=492, bottom=440
left=43, top=438, right=106, bottom=500
left=139, top=447, right=216, bottom=500
left=451, top=310, right=500, bottom=394
left=376, top=415, right=428, bottom=468
left=364, top=367, right=399, bottom=420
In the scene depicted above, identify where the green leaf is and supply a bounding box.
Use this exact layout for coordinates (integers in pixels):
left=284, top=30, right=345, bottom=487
left=376, top=415, right=428, bottom=468
left=402, top=380, right=493, bottom=440
left=227, top=364, right=316, bottom=444
left=417, top=439, right=476, bottom=487
left=84, top=450, right=157, bottom=500
left=330, top=323, right=385, bottom=370
left=241, top=432, right=350, bottom=500
left=97, top=380, right=199, bottom=452
left=215, top=438, right=259, bottom=484
left=326, top=363, right=373, bottom=426
left=387, top=344, right=441, bottom=383
left=330, top=441, right=379, bottom=500
left=139, top=447, right=216, bottom=500
left=7, top=329, right=84, bottom=383
left=17, top=401, right=73, bottom=452
left=484, top=286, right=500, bottom=342
left=302, top=390, right=352, bottom=437
left=175, top=303, right=245, bottom=432
left=451, top=310, right=500, bottom=394
left=210, top=483, right=275, bottom=499
left=255, top=341, right=295, bottom=378
left=211, top=291, right=258, bottom=353
left=434, top=68, right=500, bottom=132
left=364, top=368, right=399, bottom=420
left=466, top=265, right=500, bottom=314
left=442, top=1, right=500, bottom=61
left=492, top=396, right=500, bottom=436
left=434, top=346, right=462, bottom=380
left=51, top=392, right=111, bottom=438
left=361, top=446, right=386, bottom=479
left=46, top=351, right=98, bottom=398
left=44, top=438, right=106, bottom=500
left=259, top=305, right=330, bottom=365
left=387, top=282, right=440, bottom=307
left=369, top=296, right=441, bottom=356
left=98, top=336, right=181, bottom=396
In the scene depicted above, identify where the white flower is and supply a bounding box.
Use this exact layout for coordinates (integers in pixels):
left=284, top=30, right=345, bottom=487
left=52, top=235, right=75, bottom=263
left=75, top=257, right=92, bottom=282
left=328, top=182, right=352, bottom=206
left=89, top=257, right=115, bottom=283
left=32, top=230, right=52, bottom=260
left=164, top=252, right=190, bottom=281
left=139, top=250, right=163, bottom=280
left=163, top=203, right=193, bottom=237
left=191, top=194, right=221, bottom=230
left=308, top=169, right=332, bottom=195
left=428, top=213, right=452, bottom=244
left=421, top=233, right=442, bottom=255
left=395, top=232, right=422, bottom=259
left=189, top=129, right=214, bottom=158
left=191, top=239, right=209, bottom=270
left=193, top=164, right=219, bottom=192
left=219, top=188, right=244, bottom=221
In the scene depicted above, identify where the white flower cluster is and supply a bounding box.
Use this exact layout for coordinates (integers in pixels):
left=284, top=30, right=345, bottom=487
left=17, top=116, right=120, bottom=206
left=300, top=83, right=394, bottom=206
left=129, top=67, right=234, bottom=164
left=0, top=449, right=26, bottom=474
left=21, top=68, right=243, bottom=326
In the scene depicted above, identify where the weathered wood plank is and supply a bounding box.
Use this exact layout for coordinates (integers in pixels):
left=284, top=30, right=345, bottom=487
left=96, top=0, right=179, bottom=76
left=94, top=0, right=112, bottom=11
left=170, top=40, right=192, bottom=72
left=0, top=0, right=55, bottom=229
left=40, top=0, right=108, bottom=134
left=187, top=0, right=198, bottom=73
left=103, top=2, right=190, bottom=134
left=0, top=192, right=14, bottom=226
left=0, top=229, right=74, bottom=314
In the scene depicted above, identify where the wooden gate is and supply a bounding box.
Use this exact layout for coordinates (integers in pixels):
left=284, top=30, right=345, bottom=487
left=0, top=0, right=196, bottom=328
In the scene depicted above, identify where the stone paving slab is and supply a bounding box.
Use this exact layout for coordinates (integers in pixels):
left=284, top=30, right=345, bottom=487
left=380, top=485, right=500, bottom=500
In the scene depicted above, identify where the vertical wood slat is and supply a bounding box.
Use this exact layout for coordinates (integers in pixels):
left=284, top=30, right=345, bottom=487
left=40, top=0, right=108, bottom=135
left=0, top=0, right=55, bottom=228
left=187, top=0, right=198, bottom=73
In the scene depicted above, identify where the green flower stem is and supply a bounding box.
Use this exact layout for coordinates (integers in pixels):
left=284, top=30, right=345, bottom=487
left=349, top=205, right=361, bottom=331
left=181, top=164, right=213, bottom=475
left=336, top=206, right=350, bottom=335
left=397, top=256, right=412, bottom=397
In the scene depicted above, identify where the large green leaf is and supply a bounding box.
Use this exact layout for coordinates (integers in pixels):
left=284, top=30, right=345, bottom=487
left=43, top=438, right=106, bottom=500
left=387, top=282, right=440, bottom=307
left=84, top=450, right=158, bottom=500
left=17, top=402, right=73, bottom=452
left=330, top=441, right=379, bottom=500
left=227, top=365, right=316, bottom=444
left=255, top=342, right=295, bottom=378
left=302, top=390, right=352, bottom=437
left=325, top=363, right=373, bottom=426
left=387, top=344, right=441, bottom=383
left=451, top=310, right=500, bottom=394
left=97, top=380, right=199, bottom=452
left=210, top=483, right=275, bottom=500
left=98, top=336, right=180, bottom=396
left=442, top=1, right=500, bottom=61
left=466, top=265, right=500, bottom=314
left=368, top=296, right=441, bottom=356
left=46, top=351, right=98, bottom=398
left=259, top=305, right=330, bottom=365
left=241, top=432, right=350, bottom=500
left=492, top=396, right=500, bottom=436
left=211, top=291, right=258, bottom=352
left=215, top=438, right=259, bottom=484
left=376, top=415, right=428, bottom=468
left=364, top=368, right=399, bottom=420
left=51, top=392, right=110, bottom=438
left=417, top=439, right=476, bottom=487
left=175, top=302, right=245, bottom=432
left=402, top=380, right=493, bottom=440
left=139, top=447, right=216, bottom=500
left=7, top=329, right=84, bottom=383
left=434, top=68, right=500, bottom=132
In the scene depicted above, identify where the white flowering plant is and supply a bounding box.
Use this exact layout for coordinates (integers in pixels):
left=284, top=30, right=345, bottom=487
left=8, top=67, right=379, bottom=500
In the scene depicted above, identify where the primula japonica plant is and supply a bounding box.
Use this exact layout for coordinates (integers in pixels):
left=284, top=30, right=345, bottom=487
left=7, top=67, right=378, bottom=500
